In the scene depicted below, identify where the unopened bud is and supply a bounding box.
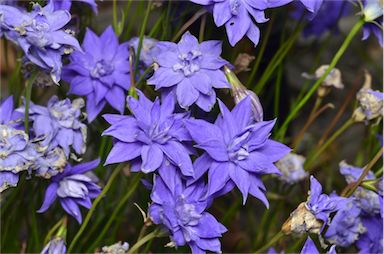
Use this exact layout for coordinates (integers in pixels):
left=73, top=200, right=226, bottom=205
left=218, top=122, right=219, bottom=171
left=224, top=66, right=263, bottom=122
left=282, top=202, right=323, bottom=235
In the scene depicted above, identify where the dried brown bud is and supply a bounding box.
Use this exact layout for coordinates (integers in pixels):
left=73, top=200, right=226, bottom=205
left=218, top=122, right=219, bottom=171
left=282, top=202, right=323, bottom=235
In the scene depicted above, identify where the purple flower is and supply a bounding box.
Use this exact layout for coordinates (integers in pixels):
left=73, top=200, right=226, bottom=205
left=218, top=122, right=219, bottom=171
left=190, top=0, right=269, bottom=46
left=41, top=237, right=66, bottom=254
left=0, top=2, right=81, bottom=83
left=339, top=161, right=381, bottom=215
left=148, top=32, right=230, bottom=111
left=37, top=159, right=101, bottom=223
left=0, top=96, right=23, bottom=126
left=291, top=0, right=351, bottom=37
left=324, top=200, right=365, bottom=247
left=356, top=214, right=383, bottom=253
left=300, top=237, right=319, bottom=254
left=103, top=91, right=194, bottom=177
left=306, top=176, right=348, bottom=226
left=62, top=26, right=131, bottom=122
left=185, top=97, right=290, bottom=204
left=34, top=147, right=67, bottom=179
left=128, top=36, right=159, bottom=67
left=51, top=0, right=97, bottom=13
left=19, top=96, right=87, bottom=157
left=149, top=163, right=226, bottom=254
left=0, top=125, right=38, bottom=192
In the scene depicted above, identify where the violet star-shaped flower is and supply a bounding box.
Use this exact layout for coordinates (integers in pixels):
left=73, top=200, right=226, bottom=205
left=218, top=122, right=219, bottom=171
left=190, top=0, right=269, bottom=46
left=306, top=176, right=348, bottom=227
left=149, top=163, right=227, bottom=254
left=148, top=32, right=230, bottom=111
left=62, top=26, right=131, bottom=122
left=103, top=91, right=194, bottom=177
left=185, top=96, right=290, bottom=205
left=19, top=95, right=87, bottom=157
left=0, top=1, right=81, bottom=83
left=37, top=159, right=101, bottom=224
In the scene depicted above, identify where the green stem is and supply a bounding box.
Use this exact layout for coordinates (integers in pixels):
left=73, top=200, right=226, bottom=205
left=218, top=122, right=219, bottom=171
left=88, top=174, right=141, bottom=251
left=253, top=22, right=304, bottom=93
left=134, top=1, right=152, bottom=78
left=254, top=231, right=284, bottom=253
left=24, top=73, right=37, bottom=133
left=375, top=167, right=383, bottom=177
left=171, top=9, right=207, bottom=42
left=127, top=230, right=165, bottom=254
left=305, top=118, right=354, bottom=169
left=345, top=148, right=383, bottom=197
left=112, top=0, right=118, bottom=31
left=276, top=19, right=365, bottom=141
left=246, top=16, right=274, bottom=88
left=44, top=218, right=65, bottom=244
left=67, top=164, right=124, bottom=253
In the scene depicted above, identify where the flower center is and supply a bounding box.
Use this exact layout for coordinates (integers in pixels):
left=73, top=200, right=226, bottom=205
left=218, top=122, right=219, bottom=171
left=175, top=196, right=202, bottom=242
left=173, top=50, right=202, bottom=77
left=91, top=60, right=114, bottom=78
left=228, top=131, right=250, bottom=162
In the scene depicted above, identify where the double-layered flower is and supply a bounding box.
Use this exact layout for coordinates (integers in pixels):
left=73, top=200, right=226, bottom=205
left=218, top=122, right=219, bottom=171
left=190, top=0, right=324, bottom=46
left=62, top=26, right=131, bottom=122
left=148, top=32, right=230, bottom=111
left=149, top=163, right=227, bottom=254
left=0, top=1, right=81, bottom=83
left=38, top=159, right=101, bottom=223
left=103, top=91, right=194, bottom=177
left=19, top=96, right=87, bottom=157
left=185, top=96, right=290, bottom=204
left=0, top=125, right=37, bottom=192
left=306, top=176, right=348, bottom=227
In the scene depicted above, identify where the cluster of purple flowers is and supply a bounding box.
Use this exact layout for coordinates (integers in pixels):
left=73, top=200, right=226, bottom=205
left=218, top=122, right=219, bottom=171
left=0, top=95, right=101, bottom=225
left=0, top=1, right=81, bottom=83
left=103, top=88, right=289, bottom=251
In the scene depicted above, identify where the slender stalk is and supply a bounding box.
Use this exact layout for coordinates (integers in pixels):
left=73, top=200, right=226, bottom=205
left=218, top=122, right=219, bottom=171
left=67, top=164, right=124, bottom=253
left=171, top=9, right=207, bottom=42
left=246, top=17, right=275, bottom=88
left=375, top=167, right=383, bottom=177
left=88, top=174, right=141, bottom=251
left=253, top=22, right=304, bottom=93
left=134, top=1, right=152, bottom=78
left=127, top=230, right=165, bottom=254
left=345, top=148, right=383, bottom=197
left=254, top=231, right=284, bottom=253
left=24, top=73, right=37, bottom=133
left=276, top=19, right=365, bottom=141
left=317, top=72, right=362, bottom=146
left=305, top=118, right=354, bottom=169
left=112, top=0, right=118, bottom=32
left=292, top=103, right=334, bottom=150
left=274, top=63, right=283, bottom=120
left=44, top=217, right=65, bottom=244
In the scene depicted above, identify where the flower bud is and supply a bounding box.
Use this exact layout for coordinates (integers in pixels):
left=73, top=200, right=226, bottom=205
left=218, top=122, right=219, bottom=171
left=282, top=202, right=323, bottom=235
left=41, top=237, right=66, bottom=254
left=224, top=66, right=263, bottom=122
